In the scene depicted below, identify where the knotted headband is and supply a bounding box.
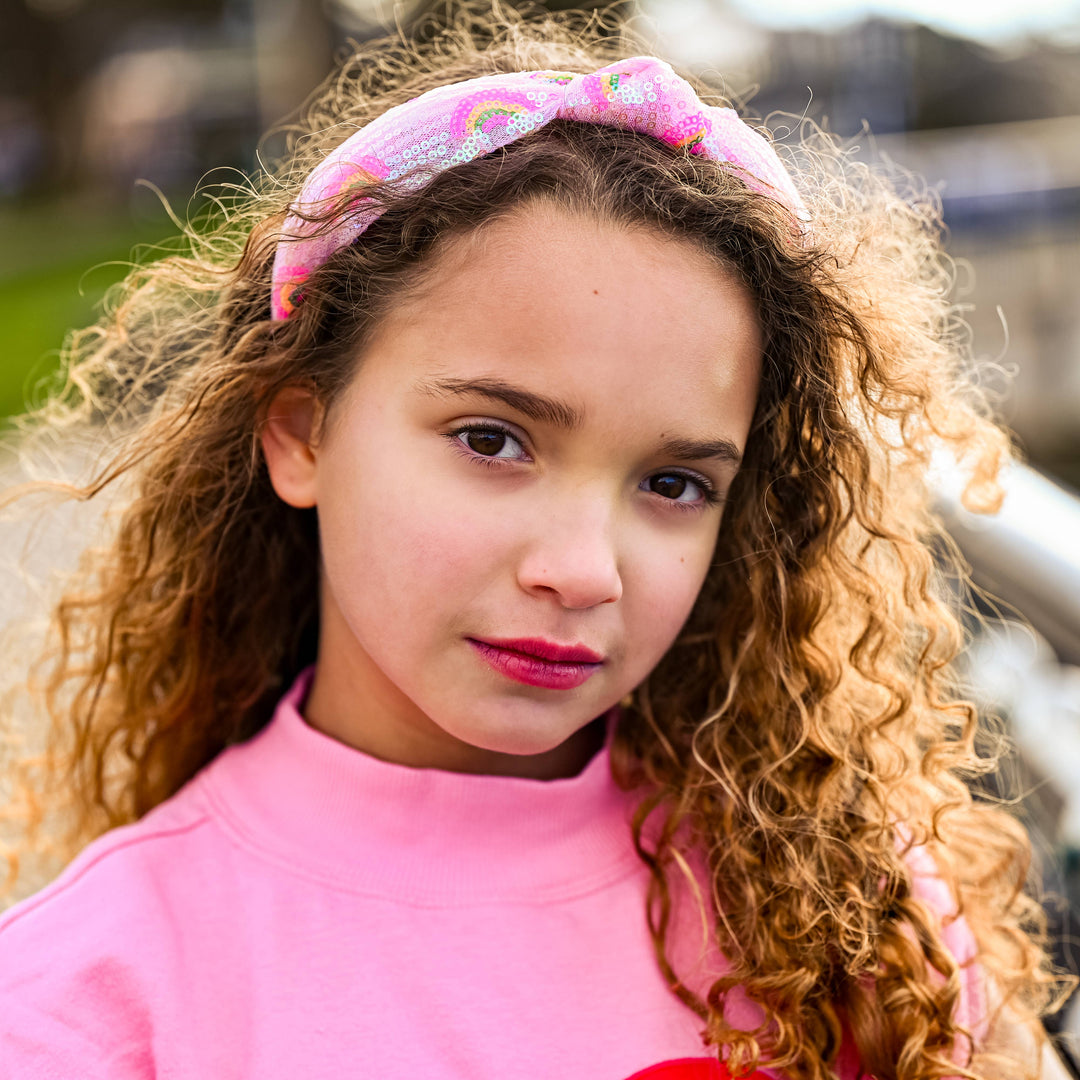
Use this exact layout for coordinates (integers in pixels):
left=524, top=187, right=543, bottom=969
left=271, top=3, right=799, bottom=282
left=271, top=55, right=804, bottom=320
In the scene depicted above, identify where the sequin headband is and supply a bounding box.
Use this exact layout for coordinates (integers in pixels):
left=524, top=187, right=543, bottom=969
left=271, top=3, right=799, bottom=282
left=271, top=55, right=804, bottom=320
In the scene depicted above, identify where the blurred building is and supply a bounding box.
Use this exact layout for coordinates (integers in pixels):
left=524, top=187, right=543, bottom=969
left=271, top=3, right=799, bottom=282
left=875, top=114, right=1080, bottom=488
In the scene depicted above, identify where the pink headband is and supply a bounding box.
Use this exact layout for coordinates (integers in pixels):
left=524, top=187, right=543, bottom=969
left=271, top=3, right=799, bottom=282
left=270, top=55, right=804, bottom=320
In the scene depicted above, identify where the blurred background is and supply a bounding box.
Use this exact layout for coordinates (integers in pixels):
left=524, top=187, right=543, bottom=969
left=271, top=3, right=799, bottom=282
left=1, top=0, right=1079, bottom=1059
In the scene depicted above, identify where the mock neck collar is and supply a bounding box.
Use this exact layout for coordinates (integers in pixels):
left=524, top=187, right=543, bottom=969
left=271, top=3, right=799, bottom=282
left=198, top=668, right=643, bottom=905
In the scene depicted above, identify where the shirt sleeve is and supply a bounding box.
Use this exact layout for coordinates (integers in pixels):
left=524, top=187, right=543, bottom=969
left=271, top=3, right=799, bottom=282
left=904, top=841, right=990, bottom=1054
left=0, top=860, right=158, bottom=1079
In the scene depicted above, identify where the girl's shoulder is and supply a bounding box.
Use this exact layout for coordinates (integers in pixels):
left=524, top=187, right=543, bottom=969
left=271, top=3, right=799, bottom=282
left=903, top=839, right=989, bottom=1047
left=663, top=832, right=987, bottom=1073
left=0, top=778, right=219, bottom=1076
left=0, top=771, right=215, bottom=971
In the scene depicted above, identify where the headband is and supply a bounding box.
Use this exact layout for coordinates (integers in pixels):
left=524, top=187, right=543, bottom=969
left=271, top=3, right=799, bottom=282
left=271, top=55, right=803, bottom=320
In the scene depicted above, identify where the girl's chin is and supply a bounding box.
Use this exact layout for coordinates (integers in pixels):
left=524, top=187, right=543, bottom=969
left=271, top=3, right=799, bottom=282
left=430, top=702, right=602, bottom=760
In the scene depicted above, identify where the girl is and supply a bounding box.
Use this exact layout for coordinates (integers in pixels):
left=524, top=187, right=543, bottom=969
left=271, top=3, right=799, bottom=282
left=0, top=5, right=1072, bottom=1078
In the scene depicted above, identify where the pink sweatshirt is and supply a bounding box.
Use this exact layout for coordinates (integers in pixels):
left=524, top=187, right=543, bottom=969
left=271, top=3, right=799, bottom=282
left=0, top=670, right=982, bottom=1079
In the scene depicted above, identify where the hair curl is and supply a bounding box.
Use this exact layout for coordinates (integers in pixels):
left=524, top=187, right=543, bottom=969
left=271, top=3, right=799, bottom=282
left=1, top=4, right=1072, bottom=1078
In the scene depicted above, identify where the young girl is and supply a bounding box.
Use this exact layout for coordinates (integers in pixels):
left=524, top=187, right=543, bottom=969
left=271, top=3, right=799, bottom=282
left=0, top=5, right=1072, bottom=1079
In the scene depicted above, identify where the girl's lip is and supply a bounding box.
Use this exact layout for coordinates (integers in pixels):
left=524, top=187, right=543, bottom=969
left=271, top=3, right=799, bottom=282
left=466, top=638, right=603, bottom=690
left=469, top=636, right=604, bottom=664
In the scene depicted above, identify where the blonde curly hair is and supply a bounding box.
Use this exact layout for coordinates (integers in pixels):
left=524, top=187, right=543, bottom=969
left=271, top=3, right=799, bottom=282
left=1, top=3, right=1071, bottom=1077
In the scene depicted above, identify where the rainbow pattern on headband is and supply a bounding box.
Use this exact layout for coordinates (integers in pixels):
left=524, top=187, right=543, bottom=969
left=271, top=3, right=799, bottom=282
left=271, top=55, right=804, bottom=320
left=467, top=102, right=525, bottom=134
left=451, top=93, right=535, bottom=138
left=598, top=73, right=623, bottom=100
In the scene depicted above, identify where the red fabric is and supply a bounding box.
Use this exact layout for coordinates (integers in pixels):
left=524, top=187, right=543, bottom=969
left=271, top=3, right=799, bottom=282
left=622, top=1058, right=773, bottom=1080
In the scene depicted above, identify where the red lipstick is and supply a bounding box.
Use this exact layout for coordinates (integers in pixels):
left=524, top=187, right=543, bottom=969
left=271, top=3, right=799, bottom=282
left=466, top=636, right=604, bottom=689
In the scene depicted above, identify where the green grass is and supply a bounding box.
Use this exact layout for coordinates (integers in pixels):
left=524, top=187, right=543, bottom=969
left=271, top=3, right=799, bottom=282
left=0, top=197, right=182, bottom=421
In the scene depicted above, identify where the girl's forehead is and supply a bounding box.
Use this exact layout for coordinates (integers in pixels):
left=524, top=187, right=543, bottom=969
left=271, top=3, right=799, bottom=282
left=357, top=207, right=763, bottom=451
left=374, top=203, right=763, bottom=397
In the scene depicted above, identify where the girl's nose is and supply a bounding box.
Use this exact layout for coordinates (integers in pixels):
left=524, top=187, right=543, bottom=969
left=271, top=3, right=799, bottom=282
left=515, top=493, right=623, bottom=610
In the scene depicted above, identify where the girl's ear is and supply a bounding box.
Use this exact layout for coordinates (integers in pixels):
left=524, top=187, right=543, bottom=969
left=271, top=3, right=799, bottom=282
left=260, top=386, right=323, bottom=509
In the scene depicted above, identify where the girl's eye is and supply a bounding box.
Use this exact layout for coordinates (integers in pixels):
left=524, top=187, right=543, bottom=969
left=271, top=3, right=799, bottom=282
left=643, top=472, right=722, bottom=510
left=446, top=423, right=529, bottom=462
left=445, top=423, right=721, bottom=510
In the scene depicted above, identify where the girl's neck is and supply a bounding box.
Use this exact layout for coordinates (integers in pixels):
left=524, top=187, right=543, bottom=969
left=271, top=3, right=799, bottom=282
left=302, top=658, right=610, bottom=780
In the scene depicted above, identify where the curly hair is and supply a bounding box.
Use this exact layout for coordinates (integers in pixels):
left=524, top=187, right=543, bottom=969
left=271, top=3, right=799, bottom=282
left=0, top=3, right=1072, bottom=1078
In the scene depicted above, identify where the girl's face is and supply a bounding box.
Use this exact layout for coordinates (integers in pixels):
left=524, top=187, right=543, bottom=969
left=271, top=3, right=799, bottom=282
left=264, top=202, right=762, bottom=778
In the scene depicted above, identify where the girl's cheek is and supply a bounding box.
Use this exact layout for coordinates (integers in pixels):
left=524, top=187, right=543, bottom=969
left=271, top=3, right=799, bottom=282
left=370, top=472, right=515, bottom=584
left=631, top=543, right=712, bottom=635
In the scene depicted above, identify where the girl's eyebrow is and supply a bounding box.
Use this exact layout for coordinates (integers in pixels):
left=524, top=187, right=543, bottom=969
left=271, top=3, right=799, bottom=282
left=415, top=374, right=581, bottom=430
left=414, top=374, right=743, bottom=468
